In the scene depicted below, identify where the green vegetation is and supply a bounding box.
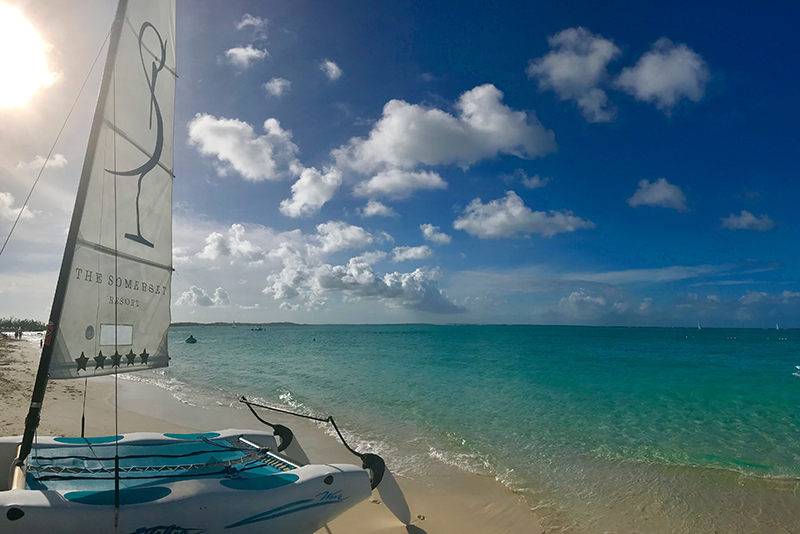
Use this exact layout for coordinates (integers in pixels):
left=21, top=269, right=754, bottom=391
left=0, top=317, right=46, bottom=331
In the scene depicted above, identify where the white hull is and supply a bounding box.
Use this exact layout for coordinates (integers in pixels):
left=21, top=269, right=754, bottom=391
left=0, top=429, right=372, bottom=534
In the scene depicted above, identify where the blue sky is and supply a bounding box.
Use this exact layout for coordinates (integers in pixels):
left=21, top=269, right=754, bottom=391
left=1, top=0, right=799, bottom=326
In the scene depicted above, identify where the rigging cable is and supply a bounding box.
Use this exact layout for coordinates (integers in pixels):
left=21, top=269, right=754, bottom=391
left=0, top=27, right=112, bottom=258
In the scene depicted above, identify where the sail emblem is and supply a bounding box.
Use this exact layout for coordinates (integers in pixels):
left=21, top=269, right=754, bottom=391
left=107, top=21, right=167, bottom=249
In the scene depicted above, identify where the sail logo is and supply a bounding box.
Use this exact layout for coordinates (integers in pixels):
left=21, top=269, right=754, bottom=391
left=73, top=267, right=168, bottom=296
left=106, top=21, right=168, bottom=249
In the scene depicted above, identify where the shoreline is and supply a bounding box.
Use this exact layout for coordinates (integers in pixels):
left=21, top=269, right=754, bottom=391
left=0, top=335, right=543, bottom=534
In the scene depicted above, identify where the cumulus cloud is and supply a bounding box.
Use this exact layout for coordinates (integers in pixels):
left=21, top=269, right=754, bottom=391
left=17, top=153, right=67, bottom=169
left=505, top=169, right=551, bottom=189
left=333, top=84, right=557, bottom=173
left=616, top=38, right=709, bottom=113
left=175, top=286, right=231, bottom=307
left=225, top=45, right=268, bottom=69
left=314, top=263, right=463, bottom=314
left=188, top=114, right=300, bottom=181
left=453, top=191, right=594, bottom=238
left=260, top=235, right=462, bottom=314
left=627, top=178, right=688, bottom=211
left=319, top=59, right=343, bottom=80
left=196, top=223, right=262, bottom=261
left=719, top=210, right=775, bottom=232
left=358, top=200, right=397, bottom=218
left=558, top=289, right=608, bottom=320
left=354, top=169, right=446, bottom=199
left=0, top=191, right=34, bottom=221
left=420, top=223, right=451, bottom=244
left=279, top=167, right=343, bottom=218
left=236, top=14, right=266, bottom=31
left=311, top=221, right=374, bottom=254
left=392, top=245, right=433, bottom=262
left=264, top=77, right=291, bottom=97
left=527, top=27, right=620, bottom=122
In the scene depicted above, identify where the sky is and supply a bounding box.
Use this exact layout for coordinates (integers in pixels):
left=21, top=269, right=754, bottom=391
left=1, top=0, right=799, bottom=327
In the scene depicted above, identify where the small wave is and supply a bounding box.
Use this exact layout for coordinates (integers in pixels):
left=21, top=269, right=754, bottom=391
left=427, top=445, right=495, bottom=476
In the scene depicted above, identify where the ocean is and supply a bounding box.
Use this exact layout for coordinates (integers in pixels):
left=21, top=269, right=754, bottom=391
left=132, top=325, right=800, bottom=533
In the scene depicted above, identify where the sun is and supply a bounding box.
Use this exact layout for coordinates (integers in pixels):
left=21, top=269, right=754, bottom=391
left=0, top=3, right=56, bottom=107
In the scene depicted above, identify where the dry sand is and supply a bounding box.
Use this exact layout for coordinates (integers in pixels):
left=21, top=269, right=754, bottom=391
left=0, top=335, right=543, bottom=534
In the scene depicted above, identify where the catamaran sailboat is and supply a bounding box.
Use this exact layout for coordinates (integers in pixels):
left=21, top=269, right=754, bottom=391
left=0, top=1, right=408, bottom=532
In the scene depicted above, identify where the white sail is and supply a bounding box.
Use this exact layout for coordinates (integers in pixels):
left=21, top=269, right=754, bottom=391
left=49, top=0, right=176, bottom=379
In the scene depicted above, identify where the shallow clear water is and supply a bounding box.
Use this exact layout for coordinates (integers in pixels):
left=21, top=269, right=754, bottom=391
left=148, top=325, right=800, bottom=533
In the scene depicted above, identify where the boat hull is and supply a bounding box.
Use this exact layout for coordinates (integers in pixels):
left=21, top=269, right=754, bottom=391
left=0, top=429, right=372, bottom=534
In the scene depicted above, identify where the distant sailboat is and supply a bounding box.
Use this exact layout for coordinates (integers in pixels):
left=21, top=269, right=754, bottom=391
left=0, top=1, right=408, bottom=531
left=698, top=322, right=702, bottom=330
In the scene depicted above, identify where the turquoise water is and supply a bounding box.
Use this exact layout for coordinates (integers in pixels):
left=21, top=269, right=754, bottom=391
left=150, top=325, right=800, bottom=532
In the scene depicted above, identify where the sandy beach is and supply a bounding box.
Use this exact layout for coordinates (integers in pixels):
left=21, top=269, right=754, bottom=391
left=0, top=335, right=543, bottom=534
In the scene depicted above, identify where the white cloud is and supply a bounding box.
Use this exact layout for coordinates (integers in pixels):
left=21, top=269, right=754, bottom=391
left=719, top=210, right=775, bottom=232
left=258, top=230, right=462, bottom=314
left=319, top=59, right=343, bottom=80
left=420, top=223, right=451, bottom=244
left=354, top=169, right=446, bottom=199
left=279, top=167, right=343, bottom=218
left=627, top=178, right=688, bottom=212
left=453, top=191, right=594, bottom=239
left=507, top=169, right=551, bottom=189
left=188, top=114, right=300, bottom=181
left=616, top=38, right=709, bottom=113
left=16, top=153, right=67, bottom=169
left=196, top=223, right=262, bottom=261
left=175, top=286, right=231, bottom=307
left=392, top=245, right=433, bottom=262
left=564, top=264, right=730, bottom=285
left=558, top=289, right=608, bottom=319
left=358, top=200, right=397, bottom=218
left=355, top=251, right=388, bottom=265
left=311, top=221, right=374, bottom=254
left=0, top=191, right=34, bottom=221
left=527, top=27, right=620, bottom=122
left=333, top=84, right=557, bottom=173
left=264, top=77, right=291, bottom=97
left=225, top=45, right=268, bottom=69
left=236, top=14, right=266, bottom=31
left=313, top=263, right=463, bottom=314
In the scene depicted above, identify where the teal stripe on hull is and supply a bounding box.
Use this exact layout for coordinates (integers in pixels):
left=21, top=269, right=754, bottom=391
left=64, top=486, right=171, bottom=505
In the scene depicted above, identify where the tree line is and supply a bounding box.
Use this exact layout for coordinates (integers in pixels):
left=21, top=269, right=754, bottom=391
left=0, top=317, right=46, bottom=331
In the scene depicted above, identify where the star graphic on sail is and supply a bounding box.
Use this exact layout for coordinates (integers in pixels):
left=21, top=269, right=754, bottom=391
left=140, top=349, right=149, bottom=365
left=112, top=351, right=123, bottom=367
left=75, top=352, right=89, bottom=372
left=126, top=350, right=137, bottom=365
left=94, top=351, right=106, bottom=370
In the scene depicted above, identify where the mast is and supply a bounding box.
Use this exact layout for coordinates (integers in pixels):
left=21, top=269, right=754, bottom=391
left=15, top=0, right=130, bottom=466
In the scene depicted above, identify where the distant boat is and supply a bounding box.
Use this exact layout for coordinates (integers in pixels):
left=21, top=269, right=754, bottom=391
left=185, top=335, right=197, bottom=344
left=251, top=325, right=263, bottom=331
left=698, top=322, right=702, bottom=330
left=776, top=324, right=780, bottom=330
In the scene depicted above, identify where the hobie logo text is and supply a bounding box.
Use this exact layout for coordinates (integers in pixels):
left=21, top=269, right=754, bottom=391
left=129, top=525, right=205, bottom=534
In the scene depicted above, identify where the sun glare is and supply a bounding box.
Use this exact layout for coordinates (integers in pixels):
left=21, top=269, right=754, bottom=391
left=0, top=3, right=56, bottom=107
